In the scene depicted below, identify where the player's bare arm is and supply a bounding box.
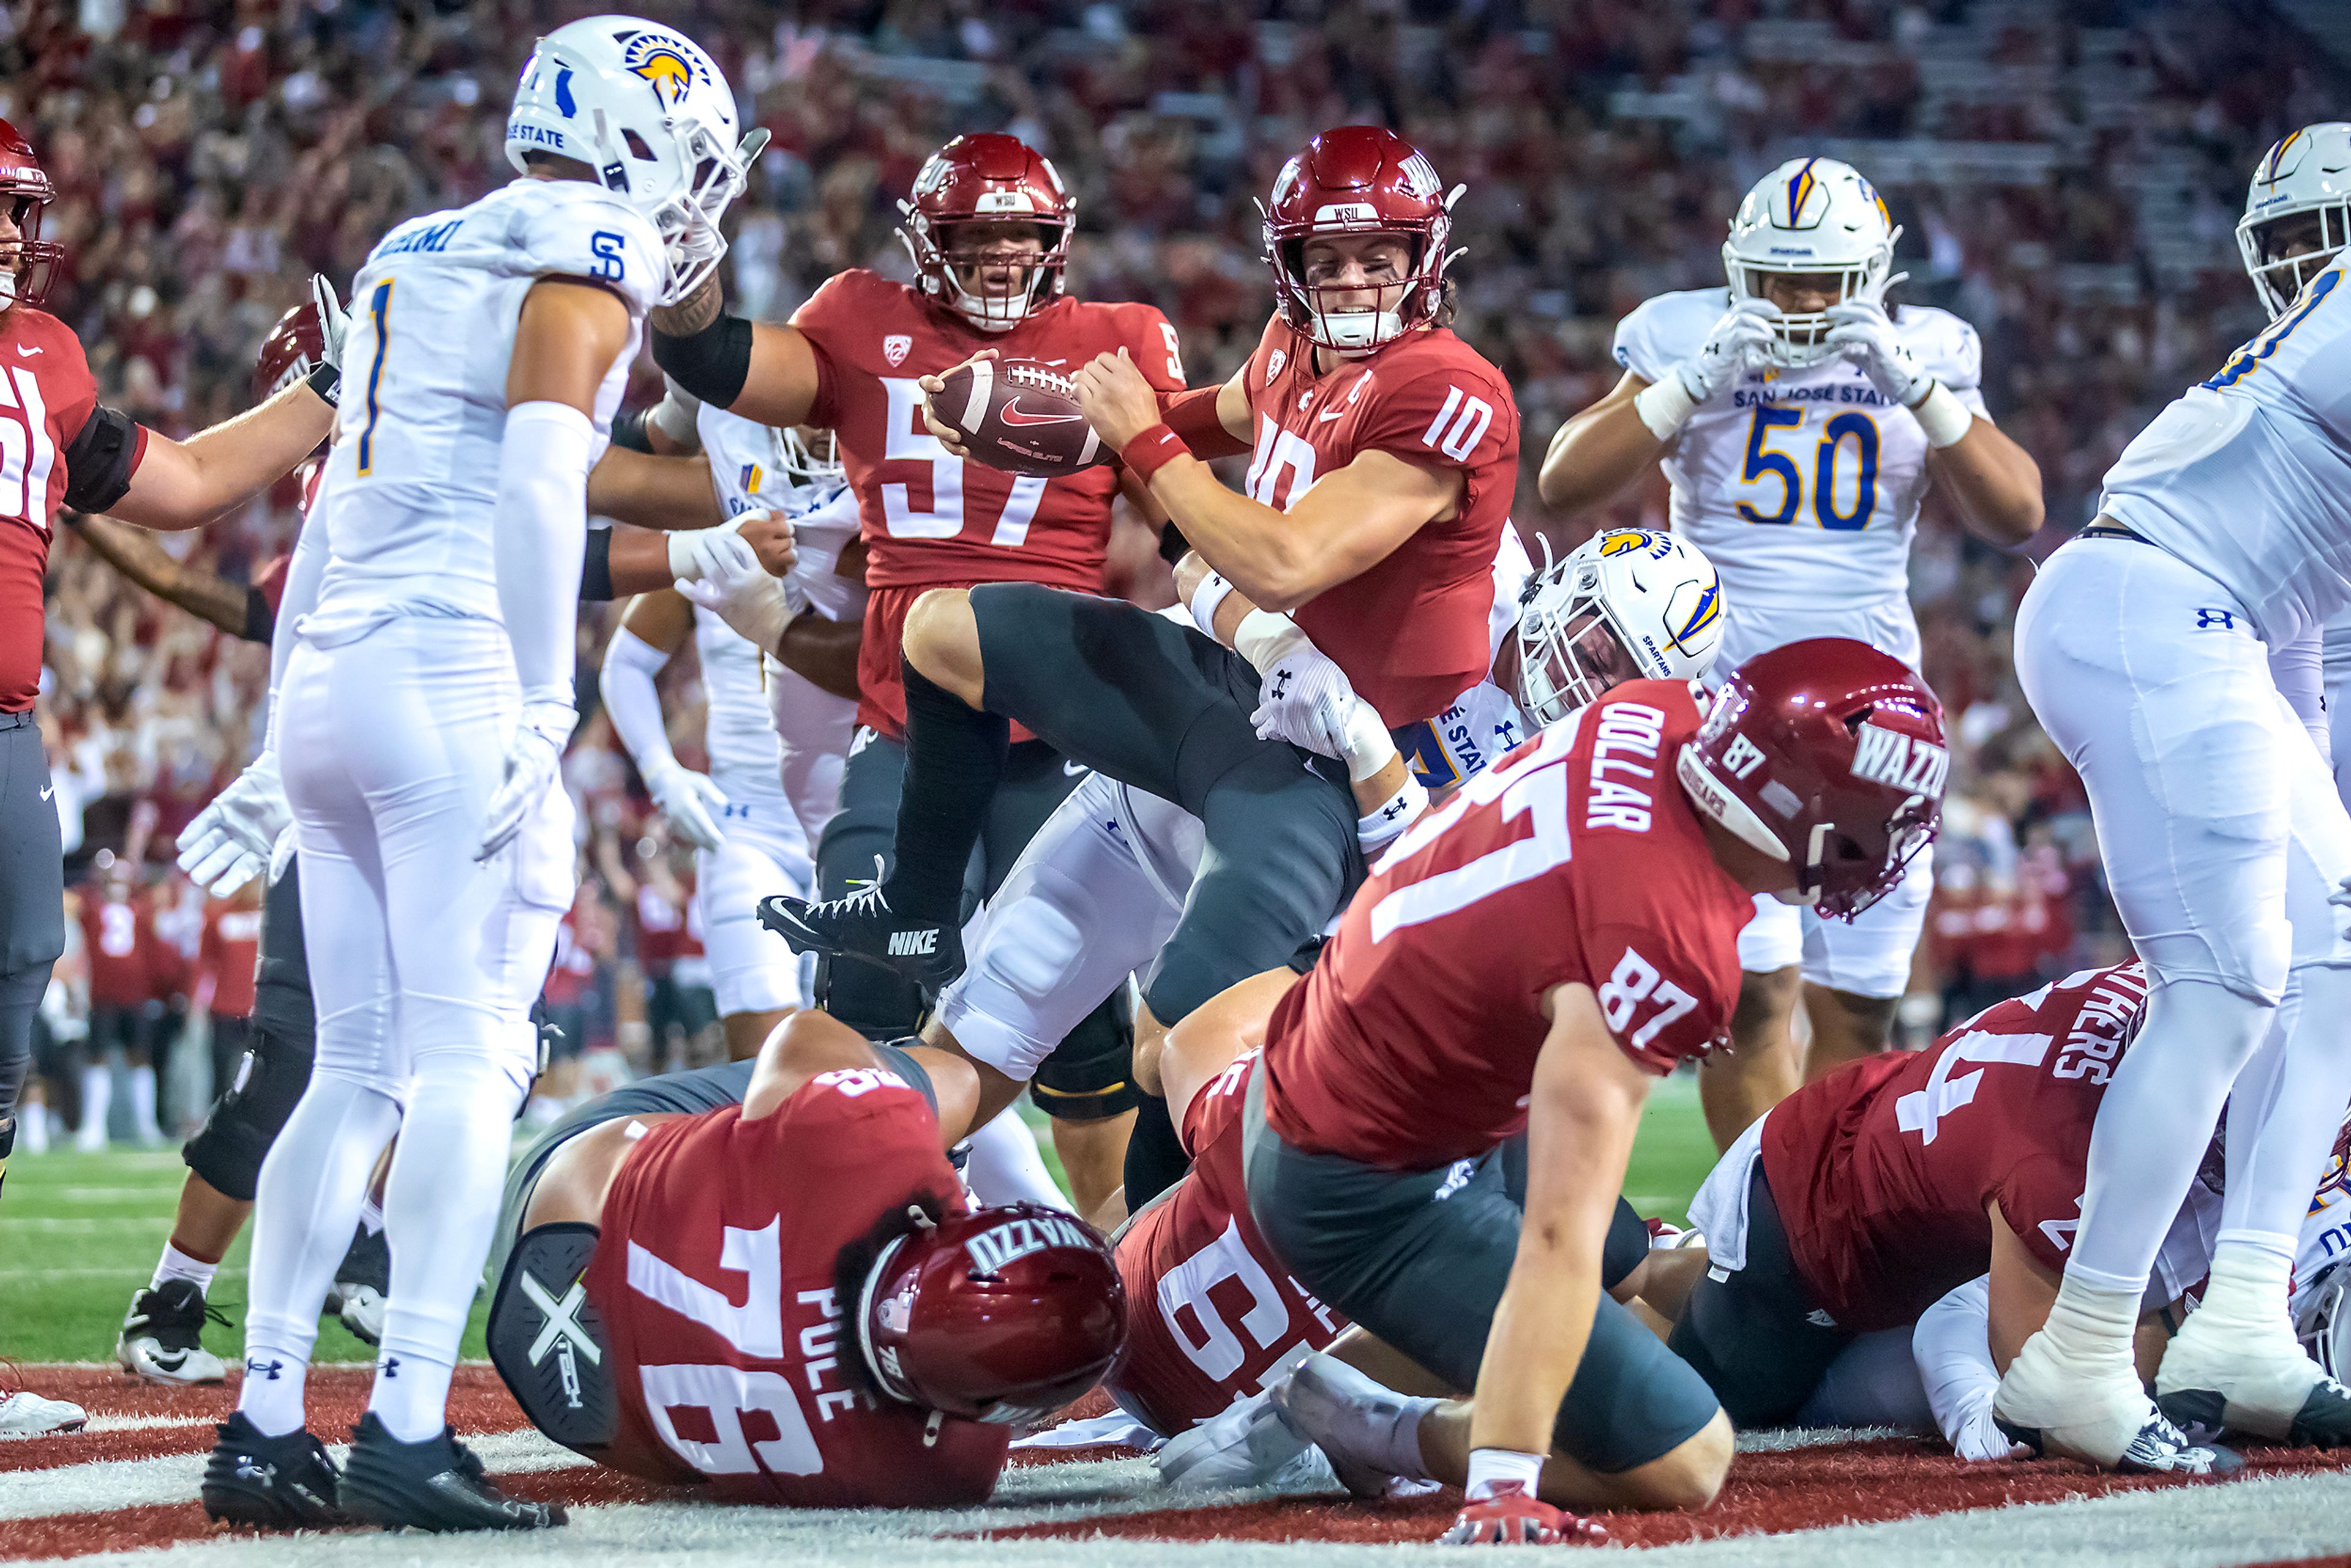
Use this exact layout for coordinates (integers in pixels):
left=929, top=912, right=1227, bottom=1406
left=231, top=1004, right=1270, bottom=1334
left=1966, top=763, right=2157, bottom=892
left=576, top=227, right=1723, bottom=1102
left=1469, top=985, right=1660, bottom=1466
left=1985, top=1200, right=2169, bottom=1382
left=750, top=1007, right=982, bottom=1144
left=1076, top=345, right=1461, bottom=614
left=107, top=377, right=336, bottom=531
left=1922, top=416, right=2042, bottom=546
left=617, top=588, right=694, bottom=656
left=1537, top=369, right=1665, bottom=512
left=777, top=609, right=863, bottom=702
left=66, top=512, right=247, bottom=635
left=585, top=448, right=722, bottom=530
left=511, top=279, right=632, bottom=415
left=648, top=274, right=825, bottom=429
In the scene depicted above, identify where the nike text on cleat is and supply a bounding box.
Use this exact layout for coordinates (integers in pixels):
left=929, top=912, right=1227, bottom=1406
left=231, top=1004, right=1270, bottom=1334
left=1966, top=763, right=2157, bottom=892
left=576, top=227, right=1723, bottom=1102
left=339, top=1413, right=565, bottom=1532
left=757, top=855, right=964, bottom=989
left=117, top=1279, right=231, bottom=1386
left=200, top=1414, right=349, bottom=1528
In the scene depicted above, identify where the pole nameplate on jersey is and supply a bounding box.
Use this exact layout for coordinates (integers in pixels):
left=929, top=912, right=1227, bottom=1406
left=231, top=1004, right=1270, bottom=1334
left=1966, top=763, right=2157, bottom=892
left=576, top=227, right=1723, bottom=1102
left=1851, top=721, right=1949, bottom=797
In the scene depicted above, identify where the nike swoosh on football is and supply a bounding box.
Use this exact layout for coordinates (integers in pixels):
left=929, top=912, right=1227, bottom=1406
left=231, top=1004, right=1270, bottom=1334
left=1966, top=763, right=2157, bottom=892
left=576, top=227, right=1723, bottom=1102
left=1000, top=400, right=1084, bottom=427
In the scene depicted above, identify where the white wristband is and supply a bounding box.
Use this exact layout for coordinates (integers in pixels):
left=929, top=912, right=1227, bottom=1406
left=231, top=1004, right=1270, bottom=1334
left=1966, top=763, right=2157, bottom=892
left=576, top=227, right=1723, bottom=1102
left=1908, top=380, right=1974, bottom=449
left=1463, top=1447, right=1547, bottom=1502
left=1358, top=770, right=1428, bottom=855
left=1189, top=571, right=1236, bottom=641
left=1632, top=375, right=1699, bottom=441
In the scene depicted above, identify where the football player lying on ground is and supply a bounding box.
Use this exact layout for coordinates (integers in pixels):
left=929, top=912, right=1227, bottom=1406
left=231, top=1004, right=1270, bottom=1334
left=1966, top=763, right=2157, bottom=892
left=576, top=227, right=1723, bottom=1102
left=1056, top=961, right=1720, bottom=1491
left=1111, top=643, right=1945, bottom=1542
left=476, top=1008, right=1125, bottom=1506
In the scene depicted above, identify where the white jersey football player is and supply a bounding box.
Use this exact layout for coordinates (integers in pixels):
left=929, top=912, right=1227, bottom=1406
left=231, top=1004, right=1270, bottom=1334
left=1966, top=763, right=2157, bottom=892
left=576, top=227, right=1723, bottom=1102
left=202, top=17, right=759, bottom=1533
left=1990, top=126, right=2351, bottom=1472
left=601, top=400, right=855, bottom=1059
left=1538, top=157, right=2044, bottom=1150
left=919, top=528, right=1720, bottom=1167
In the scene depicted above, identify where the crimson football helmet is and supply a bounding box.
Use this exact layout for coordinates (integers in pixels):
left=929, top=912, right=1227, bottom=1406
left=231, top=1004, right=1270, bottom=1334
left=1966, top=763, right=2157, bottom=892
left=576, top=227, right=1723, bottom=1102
left=1675, top=639, right=1946, bottom=920
left=1261, top=126, right=1463, bottom=354
left=0, top=119, right=62, bottom=310
left=898, top=134, right=1074, bottom=333
left=857, top=1202, right=1125, bottom=1425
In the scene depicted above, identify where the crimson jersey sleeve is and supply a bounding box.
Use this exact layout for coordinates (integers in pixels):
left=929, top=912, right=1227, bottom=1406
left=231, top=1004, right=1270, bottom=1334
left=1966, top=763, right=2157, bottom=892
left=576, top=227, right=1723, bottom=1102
left=1348, top=351, right=1516, bottom=479
left=789, top=271, right=864, bottom=435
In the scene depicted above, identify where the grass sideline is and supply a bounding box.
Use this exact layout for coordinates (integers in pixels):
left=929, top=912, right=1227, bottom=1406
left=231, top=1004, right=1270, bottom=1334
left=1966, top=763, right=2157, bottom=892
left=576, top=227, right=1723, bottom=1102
left=0, top=1074, right=1719, bottom=1366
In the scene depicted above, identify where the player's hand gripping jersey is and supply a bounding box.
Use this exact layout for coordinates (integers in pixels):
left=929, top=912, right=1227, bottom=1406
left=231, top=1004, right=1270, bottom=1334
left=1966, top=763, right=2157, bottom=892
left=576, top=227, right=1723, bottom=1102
left=577, top=1070, right=1010, bottom=1506
left=1259, top=683, right=1753, bottom=1170
left=1106, top=1052, right=1345, bottom=1435
left=1756, top=962, right=2210, bottom=1332
left=1611, top=288, right=1987, bottom=672
left=1237, top=315, right=1520, bottom=727
left=789, top=271, right=1183, bottom=735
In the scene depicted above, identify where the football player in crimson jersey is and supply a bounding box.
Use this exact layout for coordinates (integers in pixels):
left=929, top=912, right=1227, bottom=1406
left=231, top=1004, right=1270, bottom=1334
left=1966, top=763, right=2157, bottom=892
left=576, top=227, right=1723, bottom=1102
left=1670, top=961, right=2236, bottom=1474
left=0, top=114, right=338, bottom=1291
left=480, top=1007, right=1123, bottom=1507
left=760, top=129, right=1515, bottom=1214
left=651, top=135, right=1183, bottom=1141
left=1232, top=642, right=1946, bottom=1543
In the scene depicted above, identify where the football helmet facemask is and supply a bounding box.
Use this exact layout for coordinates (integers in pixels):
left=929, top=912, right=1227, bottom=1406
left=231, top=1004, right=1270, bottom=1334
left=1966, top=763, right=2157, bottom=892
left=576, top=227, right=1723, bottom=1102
left=0, top=119, right=62, bottom=310
left=1260, top=126, right=1464, bottom=356
left=898, top=135, right=1074, bottom=333
left=1723, top=157, right=1900, bottom=367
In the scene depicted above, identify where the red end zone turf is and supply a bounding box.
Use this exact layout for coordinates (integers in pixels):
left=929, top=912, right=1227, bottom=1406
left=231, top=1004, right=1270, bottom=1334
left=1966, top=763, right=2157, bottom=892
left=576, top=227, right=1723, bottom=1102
left=983, top=1438, right=2351, bottom=1548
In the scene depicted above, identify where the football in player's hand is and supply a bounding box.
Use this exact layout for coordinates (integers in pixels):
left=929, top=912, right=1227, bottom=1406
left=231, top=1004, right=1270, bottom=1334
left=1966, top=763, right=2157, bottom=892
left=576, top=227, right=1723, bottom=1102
left=934, top=358, right=1105, bottom=479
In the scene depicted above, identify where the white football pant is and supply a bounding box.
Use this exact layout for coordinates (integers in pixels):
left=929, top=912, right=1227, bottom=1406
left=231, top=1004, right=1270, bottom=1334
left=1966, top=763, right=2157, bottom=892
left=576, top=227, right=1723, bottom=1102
left=1736, top=846, right=1933, bottom=998
left=2016, top=538, right=2351, bottom=1291
left=694, top=802, right=811, bottom=1018
left=241, top=618, right=572, bottom=1438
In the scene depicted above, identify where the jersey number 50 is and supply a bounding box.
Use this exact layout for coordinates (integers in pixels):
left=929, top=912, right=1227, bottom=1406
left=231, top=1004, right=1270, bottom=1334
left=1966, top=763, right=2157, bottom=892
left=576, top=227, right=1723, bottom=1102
left=1734, top=403, right=1878, bottom=530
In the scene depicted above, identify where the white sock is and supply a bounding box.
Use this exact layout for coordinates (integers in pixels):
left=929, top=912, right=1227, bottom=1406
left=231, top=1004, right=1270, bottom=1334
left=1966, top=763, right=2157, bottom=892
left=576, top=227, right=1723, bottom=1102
left=962, top=1106, right=1074, bottom=1212
left=2037, top=1272, right=2144, bottom=1376
left=2186, top=1236, right=2303, bottom=1355
left=20, top=1101, right=47, bottom=1153
left=129, top=1065, right=160, bottom=1141
left=370, top=1051, right=525, bottom=1442
left=78, top=1065, right=111, bottom=1144
left=241, top=1072, right=402, bottom=1436
left=357, top=1193, right=386, bottom=1237
left=152, top=1242, right=219, bottom=1295
left=238, top=1341, right=310, bottom=1438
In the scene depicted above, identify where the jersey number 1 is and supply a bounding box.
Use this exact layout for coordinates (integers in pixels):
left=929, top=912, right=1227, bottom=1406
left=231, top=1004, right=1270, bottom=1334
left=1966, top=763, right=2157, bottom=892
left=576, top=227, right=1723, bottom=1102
left=357, top=280, right=392, bottom=476
left=0, top=363, right=58, bottom=528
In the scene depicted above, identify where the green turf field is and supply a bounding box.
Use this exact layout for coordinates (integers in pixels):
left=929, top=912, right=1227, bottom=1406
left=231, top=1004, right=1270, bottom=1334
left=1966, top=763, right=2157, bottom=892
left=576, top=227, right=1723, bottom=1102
left=0, top=1075, right=1718, bottom=1366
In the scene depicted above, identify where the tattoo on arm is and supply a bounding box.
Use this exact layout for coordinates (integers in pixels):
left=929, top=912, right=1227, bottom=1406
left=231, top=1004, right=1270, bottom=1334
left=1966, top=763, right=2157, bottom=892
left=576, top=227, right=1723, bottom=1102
left=650, top=277, right=724, bottom=338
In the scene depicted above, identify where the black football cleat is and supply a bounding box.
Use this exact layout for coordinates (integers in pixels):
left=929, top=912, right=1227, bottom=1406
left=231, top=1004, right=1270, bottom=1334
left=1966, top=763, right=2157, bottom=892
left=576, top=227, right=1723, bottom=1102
left=200, top=1412, right=350, bottom=1528
left=338, top=1412, right=564, bottom=1532
left=758, top=855, right=964, bottom=991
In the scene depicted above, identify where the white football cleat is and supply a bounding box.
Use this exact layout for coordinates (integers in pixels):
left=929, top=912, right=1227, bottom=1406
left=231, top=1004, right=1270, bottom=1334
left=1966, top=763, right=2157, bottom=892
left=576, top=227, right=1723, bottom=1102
left=1155, top=1390, right=1311, bottom=1491
left=116, top=1280, right=230, bottom=1385
left=0, top=1390, right=88, bottom=1437
left=1268, top=1352, right=1436, bottom=1498
left=2158, top=1315, right=2351, bottom=1447
left=1994, top=1331, right=2240, bottom=1474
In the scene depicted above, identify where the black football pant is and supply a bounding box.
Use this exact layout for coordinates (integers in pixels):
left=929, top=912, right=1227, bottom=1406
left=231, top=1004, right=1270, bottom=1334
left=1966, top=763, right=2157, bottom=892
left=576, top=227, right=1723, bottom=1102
left=0, top=712, right=66, bottom=1191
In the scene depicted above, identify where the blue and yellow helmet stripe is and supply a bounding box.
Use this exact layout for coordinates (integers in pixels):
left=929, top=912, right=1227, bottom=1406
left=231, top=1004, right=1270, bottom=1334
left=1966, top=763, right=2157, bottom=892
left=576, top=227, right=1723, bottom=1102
left=1668, top=582, right=1721, bottom=651
left=1785, top=157, right=1820, bottom=222
left=2263, top=129, right=2304, bottom=188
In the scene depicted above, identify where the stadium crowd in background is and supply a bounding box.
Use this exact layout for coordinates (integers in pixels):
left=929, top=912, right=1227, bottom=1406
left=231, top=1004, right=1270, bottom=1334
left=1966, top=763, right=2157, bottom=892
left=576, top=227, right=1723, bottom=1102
left=9, top=0, right=2341, bottom=1141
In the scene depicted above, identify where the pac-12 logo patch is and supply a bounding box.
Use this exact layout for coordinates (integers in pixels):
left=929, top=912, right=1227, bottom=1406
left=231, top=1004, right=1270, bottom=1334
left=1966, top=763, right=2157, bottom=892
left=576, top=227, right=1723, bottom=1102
left=883, top=334, right=912, bottom=367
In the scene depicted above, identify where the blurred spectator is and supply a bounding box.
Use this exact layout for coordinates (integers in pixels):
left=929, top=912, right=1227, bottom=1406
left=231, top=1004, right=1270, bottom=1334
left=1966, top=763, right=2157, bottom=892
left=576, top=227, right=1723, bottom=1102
left=74, top=859, right=163, bottom=1147
left=193, top=879, right=263, bottom=1136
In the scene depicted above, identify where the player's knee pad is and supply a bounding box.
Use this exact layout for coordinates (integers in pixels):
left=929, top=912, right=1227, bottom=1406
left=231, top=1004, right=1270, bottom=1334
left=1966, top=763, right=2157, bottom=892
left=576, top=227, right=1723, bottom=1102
left=487, top=1222, right=618, bottom=1457
left=182, top=1022, right=313, bottom=1203
left=1031, top=989, right=1136, bottom=1123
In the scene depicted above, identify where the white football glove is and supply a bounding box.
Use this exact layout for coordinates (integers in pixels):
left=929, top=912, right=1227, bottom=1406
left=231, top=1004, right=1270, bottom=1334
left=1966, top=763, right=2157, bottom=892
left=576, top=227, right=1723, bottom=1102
left=1251, top=646, right=1363, bottom=761
left=642, top=757, right=730, bottom=853
left=475, top=700, right=576, bottom=861
left=1671, top=296, right=1780, bottom=402
left=680, top=540, right=807, bottom=655
left=307, top=273, right=350, bottom=405
left=1951, top=1401, right=2033, bottom=1463
left=667, top=510, right=773, bottom=585
left=1824, top=299, right=1932, bottom=407
left=176, top=752, right=293, bottom=896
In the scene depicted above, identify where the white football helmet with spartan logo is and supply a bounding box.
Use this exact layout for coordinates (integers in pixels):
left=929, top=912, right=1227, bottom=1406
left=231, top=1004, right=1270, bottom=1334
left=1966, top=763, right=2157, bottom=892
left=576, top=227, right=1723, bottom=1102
left=1722, top=157, right=1900, bottom=367
left=1515, top=529, right=1725, bottom=727
left=2238, top=123, right=2351, bottom=318
left=505, top=15, right=765, bottom=304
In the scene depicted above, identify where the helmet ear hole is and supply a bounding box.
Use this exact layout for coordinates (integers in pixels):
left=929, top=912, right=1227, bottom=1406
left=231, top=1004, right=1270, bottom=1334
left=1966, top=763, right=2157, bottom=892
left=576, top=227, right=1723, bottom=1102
left=623, top=129, right=655, bottom=161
